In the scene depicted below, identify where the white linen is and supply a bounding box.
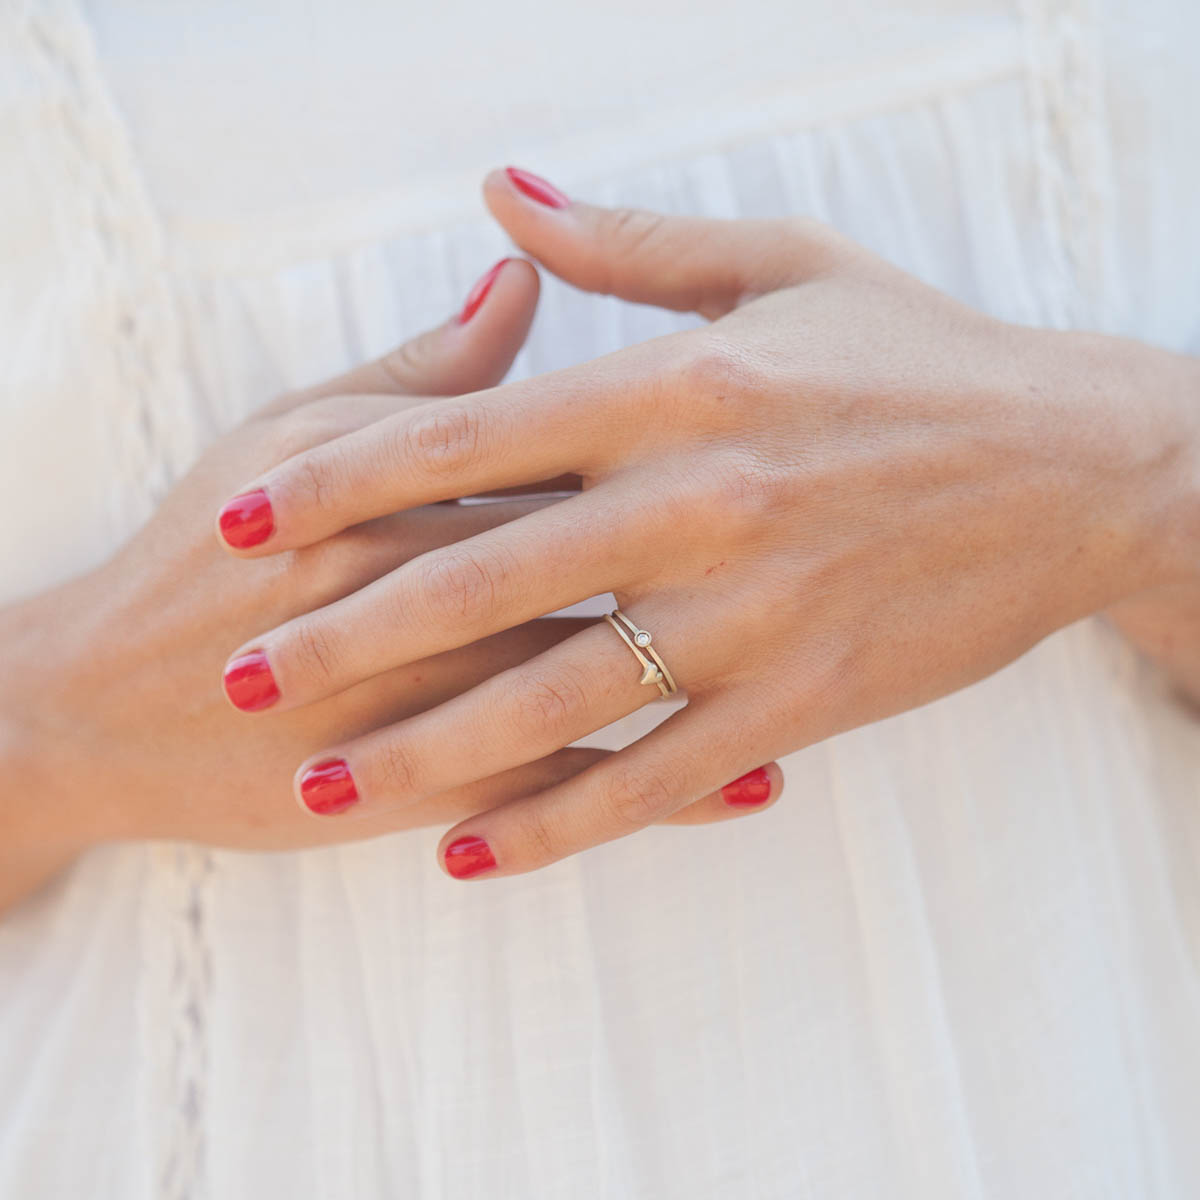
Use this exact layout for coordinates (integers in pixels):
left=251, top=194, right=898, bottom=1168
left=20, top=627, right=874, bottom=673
left=2, top=0, right=1199, bottom=1196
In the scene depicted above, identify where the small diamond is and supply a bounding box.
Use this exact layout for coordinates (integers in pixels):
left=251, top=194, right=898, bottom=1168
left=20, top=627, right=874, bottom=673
left=634, top=631, right=652, bottom=647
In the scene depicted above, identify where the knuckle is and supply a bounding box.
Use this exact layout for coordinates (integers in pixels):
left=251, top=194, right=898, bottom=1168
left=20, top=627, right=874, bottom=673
left=591, top=207, right=668, bottom=291
left=678, top=334, right=746, bottom=399
left=513, top=807, right=560, bottom=863
left=504, top=663, right=591, bottom=740
left=801, top=634, right=861, bottom=709
left=379, top=331, right=436, bottom=393
left=707, top=451, right=794, bottom=525
left=416, top=545, right=506, bottom=624
left=288, top=444, right=348, bottom=515
left=375, top=738, right=422, bottom=798
left=605, top=207, right=666, bottom=255
left=290, top=617, right=343, bottom=686
left=400, top=404, right=487, bottom=477
left=601, top=764, right=678, bottom=830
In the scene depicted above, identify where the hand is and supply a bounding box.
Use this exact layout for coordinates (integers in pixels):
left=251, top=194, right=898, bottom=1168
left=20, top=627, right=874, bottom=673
left=3, top=255, right=771, bottom=912
left=214, top=168, right=1200, bottom=881
left=0, top=258, right=536, bottom=906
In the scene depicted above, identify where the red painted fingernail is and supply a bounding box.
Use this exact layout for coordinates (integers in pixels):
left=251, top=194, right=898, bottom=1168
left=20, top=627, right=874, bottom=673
left=444, top=835, right=496, bottom=879
left=223, top=650, right=280, bottom=712
left=505, top=166, right=569, bottom=209
left=299, top=758, right=359, bottom=816
left=218, top=488, right=274, bottom=549
left=721, top=766, right=772, bottom=807
left=457, top=258, right=513, bottom=325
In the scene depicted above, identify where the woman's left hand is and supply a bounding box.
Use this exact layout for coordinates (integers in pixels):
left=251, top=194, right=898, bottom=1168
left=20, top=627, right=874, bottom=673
left=215, top=167, right=1200, bottom=880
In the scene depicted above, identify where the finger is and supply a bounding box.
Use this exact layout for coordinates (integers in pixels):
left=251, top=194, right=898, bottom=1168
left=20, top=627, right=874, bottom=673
left=287, top=750, right=781, bottom=845
left=284, top=494, right=566, bottom=615
left=288, top=611, right=687, bottom=817
left=261, top=256, right=540, bottom=415
left=283, top=745, right=610, bottom=846
left=312, top=615, right=598, bottom=731
left=484, top=166, right=845, bottom=319
left=251, top=391, right=581, bottom=506
left=288, top=748, right=781, bottom=844
left=659, top=763, right=782, bottom=825
left=223, top=487, right=660, bottom=713
left=432, top=697, right=779, bottom=878
left=408, top=746, right=605, bottom=825
left=280, top=608, right=771, bottom=838
left=221, top=495, right=578, bottom=716
left=216, top=333, right=673, bottom=555
left=466, top=754, right=784, bottom=831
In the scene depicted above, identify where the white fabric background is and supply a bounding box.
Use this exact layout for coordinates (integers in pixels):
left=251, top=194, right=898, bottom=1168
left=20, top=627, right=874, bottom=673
left=1, top=0, right=1199, bottom=1196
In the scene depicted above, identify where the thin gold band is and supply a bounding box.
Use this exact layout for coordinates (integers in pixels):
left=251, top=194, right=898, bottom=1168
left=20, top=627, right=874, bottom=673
left=604, top=609, right=679, bottom=698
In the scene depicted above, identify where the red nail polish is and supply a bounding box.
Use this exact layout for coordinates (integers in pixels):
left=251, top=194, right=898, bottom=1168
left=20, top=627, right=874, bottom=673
left=219, top=489, right=274, bottom=549
left=505, top=167, right=569, bottom=209
left=444, top=835, right=496, bottom=879
left=457, top=258, right=513, bottom=325
left=223, top=650, right=280, bottom=712
left=721, top=766, right=772, bottom=807
left=299, top=758, right=359, bottom=816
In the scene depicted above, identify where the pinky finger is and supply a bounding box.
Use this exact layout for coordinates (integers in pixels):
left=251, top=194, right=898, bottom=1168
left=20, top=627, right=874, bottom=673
left=434, top=703, right=779, bottom=880
left=658, top=762, right=783, bottom=826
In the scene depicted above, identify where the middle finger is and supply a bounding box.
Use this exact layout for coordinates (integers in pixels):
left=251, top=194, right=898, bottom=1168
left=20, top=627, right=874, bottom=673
left=223, top=485, right=655, bottom=713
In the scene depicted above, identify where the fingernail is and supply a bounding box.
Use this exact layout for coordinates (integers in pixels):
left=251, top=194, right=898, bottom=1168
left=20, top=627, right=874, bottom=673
left=223, top=649, right=280, bottom=712
left=505, top=166, right=569, bottom=209
left=721, top=766, right=772, bottom=807
left=218, top=488, right=274, bottom=549
left=457, top=257, right=513, bottom=325
left=299, top=758, right=359, bottom=816
left=444, top=835, right=496, bottom=879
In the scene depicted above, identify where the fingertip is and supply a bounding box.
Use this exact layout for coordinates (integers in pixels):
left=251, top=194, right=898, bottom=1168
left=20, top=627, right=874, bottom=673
left=483, top=165, right=576, bottom=235
left=295, top=755, right=360, bottom=817
left=216, top=488, right=275, bottom=553
left=661, top=762, right=784, bottom=826
left=445, top=255, right=539, bottom=385
left=503, top=166, right=571, bottom=209
left=454, top=255, right=538, bottom=322
left=223, top=648, right=280, bottom=713
left=456, top=257, right=513, bottom=326
left=481, top=166, right=512, bottom=209
left=720, top=763, right=780, bottom=808
left=439, top=833, right=499, bottom=880
left=481, top=166, right=523, bottom=226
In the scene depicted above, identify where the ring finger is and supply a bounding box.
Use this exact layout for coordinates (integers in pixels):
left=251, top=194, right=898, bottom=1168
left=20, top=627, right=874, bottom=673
left=289, top=598, right=711, bottom=819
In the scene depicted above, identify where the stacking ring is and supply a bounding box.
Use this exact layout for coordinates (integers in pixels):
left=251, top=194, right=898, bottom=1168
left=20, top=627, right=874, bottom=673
left=604, top=609, right=679, bottom=698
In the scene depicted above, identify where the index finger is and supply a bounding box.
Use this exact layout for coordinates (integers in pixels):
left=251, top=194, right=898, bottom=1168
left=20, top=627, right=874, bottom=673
left=215, top=337, right=676, bottom=556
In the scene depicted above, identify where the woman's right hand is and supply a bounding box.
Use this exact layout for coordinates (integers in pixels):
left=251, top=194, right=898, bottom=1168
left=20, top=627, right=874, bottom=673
left=1, top=257, right=778, bottom=911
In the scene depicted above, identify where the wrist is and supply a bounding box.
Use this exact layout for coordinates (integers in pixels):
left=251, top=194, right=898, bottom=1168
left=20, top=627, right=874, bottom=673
left=1050, top=329, right=1200, bottom=606
left=1121, top=339, right=1200, bottom=598
left=0, top=570, right=125, bottom=882
left=1053, top=330, right=1200, bottom=700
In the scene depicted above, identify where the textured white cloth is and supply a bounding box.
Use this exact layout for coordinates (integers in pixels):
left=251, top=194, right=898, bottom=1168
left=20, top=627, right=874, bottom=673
left=2, top=0, right=1200, bottom=1196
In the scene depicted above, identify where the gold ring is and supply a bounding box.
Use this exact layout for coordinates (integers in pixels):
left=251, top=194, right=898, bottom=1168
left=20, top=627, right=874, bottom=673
left=603, top=609, right=679, bottom=698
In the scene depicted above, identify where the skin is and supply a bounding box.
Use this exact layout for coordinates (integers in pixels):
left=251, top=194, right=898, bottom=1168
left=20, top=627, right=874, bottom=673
left=217, top=168, right=1200, bottom=882
left=0, top=256, right=774, bottom=916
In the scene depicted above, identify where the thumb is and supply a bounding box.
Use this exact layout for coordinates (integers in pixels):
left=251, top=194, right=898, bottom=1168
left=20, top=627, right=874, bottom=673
left=483, top=167, right=841, bottom=320
left=267, top=256, right=540, bottom=415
